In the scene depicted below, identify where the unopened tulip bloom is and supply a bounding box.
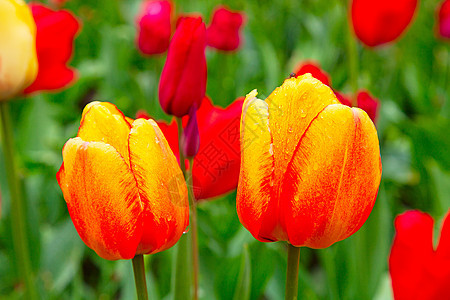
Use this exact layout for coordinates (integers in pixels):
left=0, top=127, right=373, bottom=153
left=159, top=16, right=207, bottom=117
left=206, top=5, right=244, bottom=51
left=351, top=0, right=418, bottom=47
left=237, top=74, right=382, bottom=248
left=294, top=61, right=331, bottom=87
left=136, top=0, right=173, bottom=55
left=0, top=0, right=38, bottom=101
left=57, top=102, right=189, bottom=260
left=389, top=210, right=450, bottom=299
left=438, top=0, right=450, bottom=39
left=24, top=3, right=80, bottom=94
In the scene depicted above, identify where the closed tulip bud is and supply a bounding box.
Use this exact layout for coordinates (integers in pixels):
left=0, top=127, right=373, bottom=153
left=357, top=90, right=379, bottom=124
left=136, top=0, right=173, bottom=55
left=24, top=3, right=80, bottom=94
left=438, top=0, right=450, bottom=39
left=237, top=74, right=382, bottom=248
left=0, top=0, right=38, bottom=101
left=206, top=5, right=245, bottom=52
left=351, top=0, right=418, bottom=47
left=159, top=16, right=207, bottom=117
left=57, top=102, right=189, bottom=260
left=181, top=105, right=200, bottom=158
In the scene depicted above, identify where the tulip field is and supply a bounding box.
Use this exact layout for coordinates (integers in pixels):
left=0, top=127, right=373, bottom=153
left=1, top=0, right=449, bottom=299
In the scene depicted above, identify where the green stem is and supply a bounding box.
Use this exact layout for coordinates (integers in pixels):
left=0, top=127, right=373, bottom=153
left=345, top=1, right=359, bottom=105
left=285, top=244, right=300, bottom=300
left=187, top=158, right=199, bottom=300
left=0, top=101, right=38, bottom=300
left=132, top=255, right=149, bottom=300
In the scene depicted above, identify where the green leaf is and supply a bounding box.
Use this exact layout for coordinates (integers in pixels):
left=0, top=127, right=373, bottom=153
left=232, top=244, right=251, bottom=300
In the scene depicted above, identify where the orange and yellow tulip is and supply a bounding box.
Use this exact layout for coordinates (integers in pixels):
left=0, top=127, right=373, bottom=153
left=0, top=0, right=38, bottom=101
left=57, top=102, right=189, bottom=260
left=237, top=74, right=382, bottom=248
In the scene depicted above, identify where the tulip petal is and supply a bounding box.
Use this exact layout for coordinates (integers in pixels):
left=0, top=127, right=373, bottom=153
left=56, top=137, right=143, bottom=260
left=77, top=102, right=131, bottom=164
left=266, top=74, right=339, bottom=187
left=437, top=210, right=450, bottom=259
left=281, top=105, right=381, bottom=248
left=128, top=119, right=189, bottom=255
left=237, top=90, right=280, bottom=242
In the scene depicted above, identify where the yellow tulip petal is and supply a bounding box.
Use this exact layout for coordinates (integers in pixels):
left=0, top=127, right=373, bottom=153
left=265, top=74, right=339, bottom=185
left=78, top=102, right=131, bottom=164
left=56, top=137, right=143, bottom=260
left=128, top=119, right=189, bottom=255
left=280, top=104, right=381, bottom=248
left=237, top=90, right=284, bottom=242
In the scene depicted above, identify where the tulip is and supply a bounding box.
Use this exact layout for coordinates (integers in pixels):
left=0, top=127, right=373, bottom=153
left=140, top=96, right=243, bottom=200
left=438, top=0, right=450, bottom=39
left=334, top=90, right=379, bottom=124
left=0, top=0, right=38, bottom=101
left=24, top=3, right=80, bottom=94
left=206, top=5, right=245, bottom=51
left=159, top=16, right=207, bottom=117
left=237, top=74, right=382, bottom=248
left=57, top=102, right=189, bottom=260
left=351, top=0, right=418, bottom=47
left=136, top=0, right=173, bottom=55
left=294, top=61, right=331, bottom=87
left=389, top=210, right=450, bottom=299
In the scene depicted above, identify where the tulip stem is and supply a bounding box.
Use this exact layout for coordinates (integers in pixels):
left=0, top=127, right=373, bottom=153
left=187, top=158, right=199, bottom=300
left=345, top=1, right=359, bottom=106
left=0, top=101, right=38, bottom=300
left=285, top=244, right=300, bottom=300
left=132, top=255, right=149, bottom=300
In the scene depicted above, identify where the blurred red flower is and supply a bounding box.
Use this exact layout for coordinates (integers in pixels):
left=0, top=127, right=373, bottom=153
left=294, top=61, right=331, bottom=86
left=136, top=0, right=173, bottom=55
left=334, top=90, right=379, bottom=124
left=438, top=0, right=450, bottom=39
left=24, top=3, right=80, bottom=94
left=350, top=0, right=418, bottom=47
left=141, top=96, right=243, bottom=200
left=389, top=210, right=450, bottom=300
left=206, top=5, right=244, bottom=51
left=159, top=16, right=207, bottom=117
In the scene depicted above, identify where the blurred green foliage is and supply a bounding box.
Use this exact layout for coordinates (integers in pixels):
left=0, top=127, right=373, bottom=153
left=0, top=0, right=449, bottom=299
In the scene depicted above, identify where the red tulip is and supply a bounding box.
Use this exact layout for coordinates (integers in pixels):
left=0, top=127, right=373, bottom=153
left=438, top=0, right=450, bottom=39
left=206, top=5, right=244, bottom=51
left=136, top=0, right=173, bottom=55
left=389, top=210, right=450, bottom=300
left=24, top=3, right=80, bottom=94
left=140, top=96, right=243, bottom=200
left=350, top=0, right=418, bottom=47
left=159, top=16, right=207, bottom=117
left=335, top=91, right=353, bottom=107
left=294, top=61, right=331, bottom=87
left=237, top=75, right=382, bottom=247
left=334, top=90, right=379, bottom=124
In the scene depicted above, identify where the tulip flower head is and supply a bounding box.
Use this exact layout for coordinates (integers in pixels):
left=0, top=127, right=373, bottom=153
left=294, top=61, right=331, bottom=87
left=206, top=5, right=245, bottom=52
left=237, top=74, right=382, bottom=248
left=0, top=0, right=38, bottom=101
left=136, top=0, right=173, bottom=55
left=351, top=0, right=418, bottom=47
left=389, top=210, right=450, bottom=299
left=57, top=102, right=189, bottom=260
left=24, top=3, right=80, bottom=94
left=438, top=0, right=450, bottom=39
left=159, top=16, right=207, bottom=117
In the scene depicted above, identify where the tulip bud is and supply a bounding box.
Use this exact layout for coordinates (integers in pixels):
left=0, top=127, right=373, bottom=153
left=438, top=0, right=450, bottom=39
left=357, top=90, right=379, bottom=124
left=351, top=0, right=418, bottom=47
left=206, top=6, right=245, bottom=51
left=159, top=16, right=207, bottom=117
left=294, top=61, right=331, bottom=87
left=57, top=102, right=189, bottom=260
left=136, top=0, right=173, bottom=55
left=0, top=0, right=38, bottom=101
left=23, top=4, right=80, bottom=94
left=181, top=105, right=200, bottom=158
left=237, top=74, right=382, bottom=248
